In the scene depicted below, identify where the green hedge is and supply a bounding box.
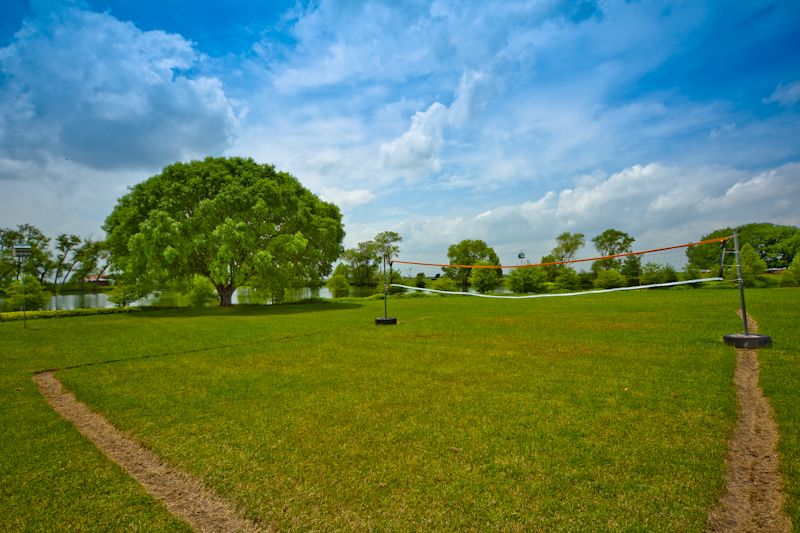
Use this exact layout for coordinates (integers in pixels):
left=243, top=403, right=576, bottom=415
left=0, top=307, right=142, bottom=322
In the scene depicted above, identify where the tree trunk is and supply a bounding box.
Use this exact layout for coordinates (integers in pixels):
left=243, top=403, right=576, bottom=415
left=216, top=284, right=235, bottom=306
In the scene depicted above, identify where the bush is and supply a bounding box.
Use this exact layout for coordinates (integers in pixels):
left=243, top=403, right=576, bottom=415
left=472, top=263, right=502, bottom=294
left=188, top=275, right=218, bottom=307
left=593, top=269, right=626, bottom=289
left=431, top=276, right=458, bottom=292
left=0, top=306, right=141, bottom=322
left=3, top=276, right=50, bottom=311
left=414, top=273, right=427, bottom=288
left=327, top=274, right=350, bottom=298
left=554, top=267, right=578, bottom=290
left=506, top=267, right=547, bottom=293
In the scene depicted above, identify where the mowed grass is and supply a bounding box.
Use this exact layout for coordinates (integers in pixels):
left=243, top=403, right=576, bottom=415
left=1, top=289, right=795, bottom=530
left=746, top=289, right=800, bottom=527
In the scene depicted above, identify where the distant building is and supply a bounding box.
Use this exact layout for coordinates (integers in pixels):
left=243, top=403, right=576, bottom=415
left=83, top=274, right=111, bottom=286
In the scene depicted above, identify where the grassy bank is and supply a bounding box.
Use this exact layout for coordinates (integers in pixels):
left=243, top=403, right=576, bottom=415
left=1, top=289, right=795, bottom=530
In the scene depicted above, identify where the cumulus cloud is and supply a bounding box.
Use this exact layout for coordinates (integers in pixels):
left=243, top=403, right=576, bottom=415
left=0, top=4, right=240, bottom=173
left=379, top=70, right=492, bottom=180
left=318, top=186, right=375, bottom=210
left=763, top=81, right=800, bottom=107
left=385, top=162, right=800, bottom=266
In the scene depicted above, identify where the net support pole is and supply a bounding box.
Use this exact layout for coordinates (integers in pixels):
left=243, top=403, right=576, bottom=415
left=375, top=256, right=397, bottom=325
left=723, top=229, right=771, bottom=348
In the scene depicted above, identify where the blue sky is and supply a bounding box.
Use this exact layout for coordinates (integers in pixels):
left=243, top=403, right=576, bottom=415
left=1, top=0, right=799, bottom=268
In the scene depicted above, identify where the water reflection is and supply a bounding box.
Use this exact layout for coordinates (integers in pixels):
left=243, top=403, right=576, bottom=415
left=0, top=285, right=380, bottom=312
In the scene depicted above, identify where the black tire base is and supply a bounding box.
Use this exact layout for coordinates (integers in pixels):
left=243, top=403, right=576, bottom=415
left=375, top=317, right=398, bottom=325
left=723, top=333, right=772, bottom=349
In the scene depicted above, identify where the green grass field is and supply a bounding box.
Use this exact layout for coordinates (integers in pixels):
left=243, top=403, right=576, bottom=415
left=1, top=289, right=797, bottom=531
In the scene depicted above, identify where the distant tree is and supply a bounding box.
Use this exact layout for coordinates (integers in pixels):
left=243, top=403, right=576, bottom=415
left=414, top=272, right=427, bottom=288
left=4, top=275, right=50, bottom=311
left=781, top=254, right=800, bottom=287
left=554, top=267, right=578, bottom=290
left=52, top=234, right=82, bottom=289
left=687, top=223, right=800, bottom=269
left=104, top=157, right=344, bottom=306
left=327, top=263, right=350, bottom=298
left=592, top=229, right=634, bottom=271
left=620, top=255, right=641, bottom=286
left=507, top=267, right=547, bottom=293
left=539, top=254, right=561, bottom=281
left=725, top=243, right=767, bottom=287
left=342, top=241, right=380, bottom=286
left=443, top=239, right=501, bottom=292
left=374, top=231, right=402, bottom=264
left=472, top=262, right=502, bottom=294
left=552, top=232, right=585, bottom=262
left=0, top=224, right=54, bottom=284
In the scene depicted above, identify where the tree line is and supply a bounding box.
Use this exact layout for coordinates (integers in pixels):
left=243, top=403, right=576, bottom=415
left=0, top=225, right=110, bottom=310
left=3, top=155, right=799, bottom=309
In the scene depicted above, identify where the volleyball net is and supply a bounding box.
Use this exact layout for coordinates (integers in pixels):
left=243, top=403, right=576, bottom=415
left=388, top=236, right=731, bottom=299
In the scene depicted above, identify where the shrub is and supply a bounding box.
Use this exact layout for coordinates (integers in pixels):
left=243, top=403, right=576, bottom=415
left=506, top=267, right=547, bottom=293
left=414, top=273, right=427, bottom=288
left=3, top=276, right=50, bottom=311
left=593, top=269, right=626, bottom=289
left=554, top=267, right=578, bottom=290
left=472, top=263, right=502, bottom=294
left=189, top=276, right=218, bottom=307
left=431, top=276, right=458, bottom=292
left=0, top=307, right=141, bottom=322
left=327, top=274, right=350, bottom=298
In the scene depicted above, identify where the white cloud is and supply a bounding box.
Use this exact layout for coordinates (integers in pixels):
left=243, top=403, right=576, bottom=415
left=379, top=102, right=448, bottom=176
left=384, top=162, right=800, bottom=267
left=763, top=81, right=800, bottom=107
left=0, top=4, right=240, bottom=173
left=319, top=186, right=375, bottom=210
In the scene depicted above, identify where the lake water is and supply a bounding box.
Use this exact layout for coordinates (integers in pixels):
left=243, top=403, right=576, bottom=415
left=0, top=285, right=381, bottom=312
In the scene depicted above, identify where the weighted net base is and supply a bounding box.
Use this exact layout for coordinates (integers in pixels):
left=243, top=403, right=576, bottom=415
left=375, top=317, right=398, bottom=325
left=723, top=334, right=772, bottom=349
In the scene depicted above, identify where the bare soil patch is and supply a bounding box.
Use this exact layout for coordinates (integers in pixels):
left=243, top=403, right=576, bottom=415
left=34, top=371, right=264, bottom=533
left=706, top=313, right=792, bottom=532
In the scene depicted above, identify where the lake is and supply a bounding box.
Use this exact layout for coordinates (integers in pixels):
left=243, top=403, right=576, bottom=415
left=0, top=285, right=381, bottom=312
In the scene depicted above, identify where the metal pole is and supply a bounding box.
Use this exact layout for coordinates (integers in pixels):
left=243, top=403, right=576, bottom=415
left=733, top=230, right=749, bottom=336
left=383, top=256, right=388, bottom=318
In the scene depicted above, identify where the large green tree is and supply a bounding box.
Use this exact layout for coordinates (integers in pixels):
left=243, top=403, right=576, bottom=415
left=686, top=223, right=800, bottom=269
left=104, top=157, right=344, bottom=306
left=443, top=239, right=501, bottom=292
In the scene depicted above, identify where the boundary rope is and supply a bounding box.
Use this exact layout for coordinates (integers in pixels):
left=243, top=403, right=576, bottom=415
left=391, top=236, right=731, bottom=269
left=391, top=277, right=725, bottom=299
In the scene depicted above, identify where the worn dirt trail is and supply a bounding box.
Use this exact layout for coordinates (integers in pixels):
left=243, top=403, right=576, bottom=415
left=34, top=371, right=263, bottom=533
left=706, top=313, right=791, bottom=532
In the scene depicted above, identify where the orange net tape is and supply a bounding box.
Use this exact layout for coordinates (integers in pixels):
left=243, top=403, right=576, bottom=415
left=392, top=236, right=731, bottom=269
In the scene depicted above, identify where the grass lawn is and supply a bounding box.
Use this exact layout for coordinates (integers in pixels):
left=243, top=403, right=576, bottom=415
left=1, top=288, right=796, bottom=530
left=746, top=289, right=800, bottom=527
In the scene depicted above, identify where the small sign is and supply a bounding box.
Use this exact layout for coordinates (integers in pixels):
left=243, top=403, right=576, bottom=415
left=13, top=243, right=32, bottom=260
left=518, top=252, right=525, bottom=259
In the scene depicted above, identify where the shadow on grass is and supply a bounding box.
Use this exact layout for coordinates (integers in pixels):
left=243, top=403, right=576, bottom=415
left=136, top=300, right=365, bottom=319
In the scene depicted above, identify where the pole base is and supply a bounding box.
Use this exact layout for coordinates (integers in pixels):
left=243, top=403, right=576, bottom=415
left=375, top=317, right=398, bottom=325
left=723, top=334, right=772, bottom=349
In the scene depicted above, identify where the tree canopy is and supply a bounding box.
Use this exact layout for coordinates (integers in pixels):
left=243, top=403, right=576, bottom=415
left=686, top=222, right=800, bottom=269
left=591, top=229, right=634, bottom=271
left=443, top=239, right=501, bottom=292
left=104, top=157, right=344, bottom=306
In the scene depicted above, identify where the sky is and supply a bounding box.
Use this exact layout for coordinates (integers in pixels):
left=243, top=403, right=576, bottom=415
left=1, top=0, right=799, bottom=270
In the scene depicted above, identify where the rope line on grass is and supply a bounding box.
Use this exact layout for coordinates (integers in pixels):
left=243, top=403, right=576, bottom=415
left=391, top=277, right=724, bottom=299
left=391, top=236, right=731, bottom=269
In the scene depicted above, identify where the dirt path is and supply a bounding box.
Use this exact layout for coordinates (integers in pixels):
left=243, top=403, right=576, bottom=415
left=34, top=371, right=263, bottom=533
left=706, top=313, right=792, bottom=532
